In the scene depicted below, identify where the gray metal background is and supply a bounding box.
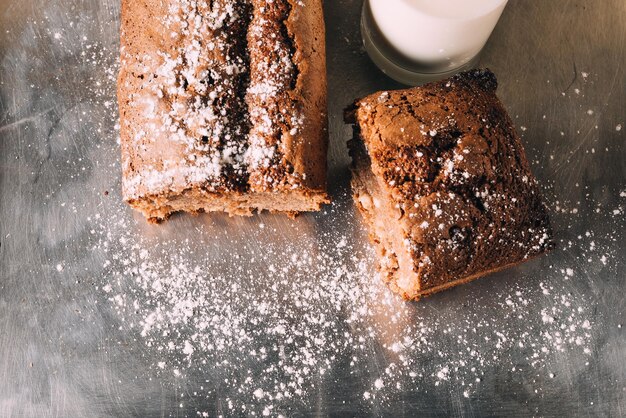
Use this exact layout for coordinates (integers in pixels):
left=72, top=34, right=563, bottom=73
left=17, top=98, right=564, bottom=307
left=0, top=0, right=625, bottom=416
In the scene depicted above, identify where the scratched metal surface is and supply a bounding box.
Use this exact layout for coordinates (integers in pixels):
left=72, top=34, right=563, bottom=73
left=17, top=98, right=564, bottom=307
left=1, top=0, right=625, bottom=416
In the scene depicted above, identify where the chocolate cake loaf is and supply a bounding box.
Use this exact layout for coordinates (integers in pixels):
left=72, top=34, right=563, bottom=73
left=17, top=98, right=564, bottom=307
left=347, top=69, right=554, bottom=300
left=118, top=0, right=328, bottom=222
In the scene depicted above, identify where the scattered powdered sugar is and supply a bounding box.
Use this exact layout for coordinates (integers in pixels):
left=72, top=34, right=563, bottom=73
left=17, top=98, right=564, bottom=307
left=78, top=41, right=622, bottom=414
left=86, top=184, right=617, bottom=414
left=33, top=7, right=622, bottom=414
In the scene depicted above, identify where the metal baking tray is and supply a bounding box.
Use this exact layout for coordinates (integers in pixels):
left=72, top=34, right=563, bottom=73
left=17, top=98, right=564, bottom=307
left=1, top=0, right=624, bottom=416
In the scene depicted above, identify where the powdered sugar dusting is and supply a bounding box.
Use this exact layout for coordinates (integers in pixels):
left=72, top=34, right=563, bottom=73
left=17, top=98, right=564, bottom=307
left=120, top=1, right=253, bottom=198
left=34, top=28, right=626, bottom=411
left=120, top=0, right=308, bottom=200
left=87, top=185, right=618, bottom=414
left=89, top=51, right=622, bottom=413
left=3, top=0, right=624, bottom=416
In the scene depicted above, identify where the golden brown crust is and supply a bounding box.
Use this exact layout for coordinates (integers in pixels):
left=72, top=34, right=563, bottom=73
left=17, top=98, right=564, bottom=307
left=348, top=69, right=554, bottom=300
left=117, top=0, right=329, bottom=221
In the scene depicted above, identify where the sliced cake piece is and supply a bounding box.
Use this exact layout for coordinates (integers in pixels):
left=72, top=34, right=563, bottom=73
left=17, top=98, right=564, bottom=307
left=117, top=0, right=329, bottom=223
left=346, top=69, right=554, bottom=300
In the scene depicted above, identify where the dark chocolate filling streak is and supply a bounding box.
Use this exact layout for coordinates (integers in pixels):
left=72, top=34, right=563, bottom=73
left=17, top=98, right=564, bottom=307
left=193, top=0, right=299, bottom=192
left=143, top=1, right=300, bottom=193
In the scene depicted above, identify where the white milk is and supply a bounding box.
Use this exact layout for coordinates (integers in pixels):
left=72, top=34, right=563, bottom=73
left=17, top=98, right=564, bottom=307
left=362, top=0, right=508, bottom=84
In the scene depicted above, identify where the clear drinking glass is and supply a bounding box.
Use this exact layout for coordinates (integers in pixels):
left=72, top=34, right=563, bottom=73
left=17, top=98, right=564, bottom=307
left=362, top=0, right=509, bottom=85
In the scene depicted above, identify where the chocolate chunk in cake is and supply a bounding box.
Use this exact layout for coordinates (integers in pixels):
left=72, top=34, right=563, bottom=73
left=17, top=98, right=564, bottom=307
left=346, top=69, right=554, bottom=300
left=118, top=0, right=329, bottom=222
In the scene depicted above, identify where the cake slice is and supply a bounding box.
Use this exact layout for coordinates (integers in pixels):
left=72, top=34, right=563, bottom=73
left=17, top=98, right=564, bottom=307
left=117, top=0, right=329, bottom=222
left=346, top=69, right=554, bottom=300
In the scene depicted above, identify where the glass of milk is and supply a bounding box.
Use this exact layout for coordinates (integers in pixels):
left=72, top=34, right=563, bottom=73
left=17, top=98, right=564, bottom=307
left=362, top=0, right=508, bottom=85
